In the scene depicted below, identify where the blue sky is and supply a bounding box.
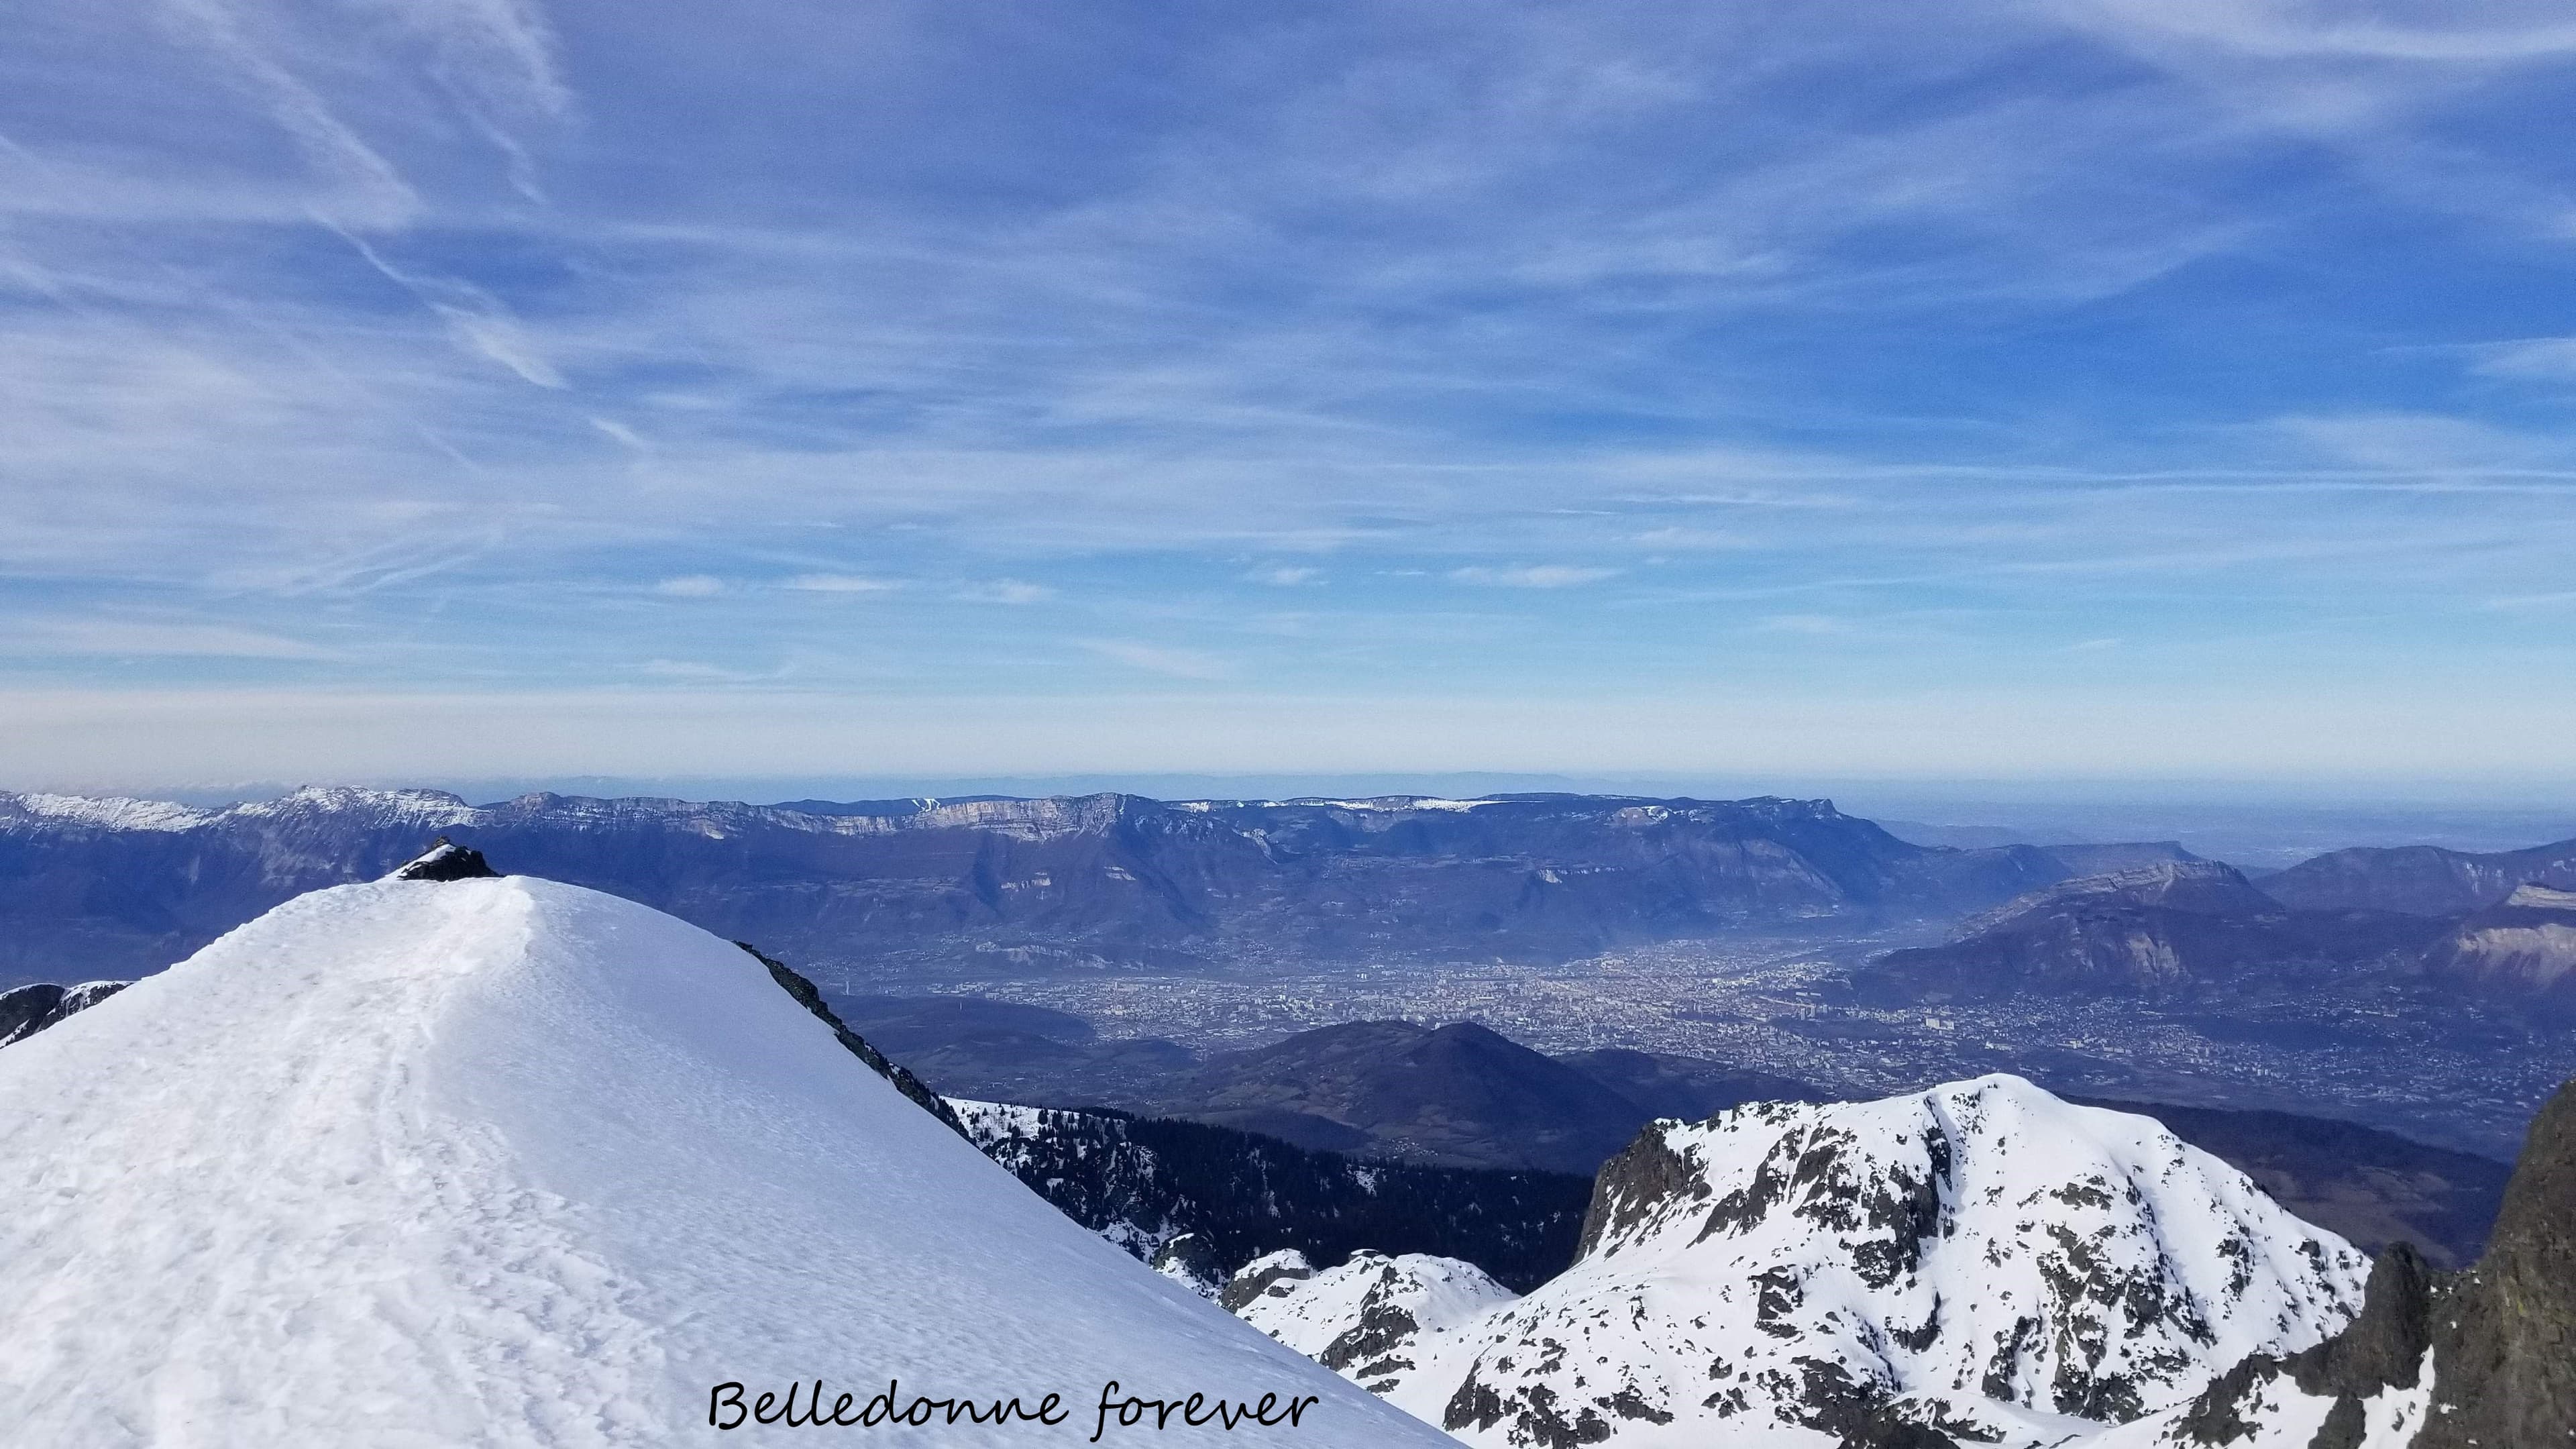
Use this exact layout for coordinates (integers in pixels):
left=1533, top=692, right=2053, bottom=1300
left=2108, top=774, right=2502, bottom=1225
left=7, top=0, right=2576, bottom=789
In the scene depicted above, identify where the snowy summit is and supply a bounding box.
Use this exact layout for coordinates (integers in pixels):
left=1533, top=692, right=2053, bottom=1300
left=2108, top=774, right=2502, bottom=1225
left=0, top=870, right=1452, bottom=1447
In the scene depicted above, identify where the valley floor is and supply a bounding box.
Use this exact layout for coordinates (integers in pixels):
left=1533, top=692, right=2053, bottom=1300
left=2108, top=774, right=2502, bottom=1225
left=830, top=930, right=2575, bottom=1161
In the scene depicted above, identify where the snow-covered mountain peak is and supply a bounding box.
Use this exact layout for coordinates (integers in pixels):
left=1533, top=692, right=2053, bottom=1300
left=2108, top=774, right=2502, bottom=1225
left=1342, top=1074, right=2367, bottom=1446
left=0, top=875, right=1452, bottom=1446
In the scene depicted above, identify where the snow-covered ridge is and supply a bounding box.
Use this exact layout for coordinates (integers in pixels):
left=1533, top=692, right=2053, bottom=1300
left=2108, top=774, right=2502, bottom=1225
left=1297, top=1075, right=2368, bottom=1448
left=0, top=875, right=1452, bottom=1446
left=1232, top=1252, right=1518, bottom=1397
left=8, top=792, right=219, bottom=831
left=1, top=786, right=477, bottom=833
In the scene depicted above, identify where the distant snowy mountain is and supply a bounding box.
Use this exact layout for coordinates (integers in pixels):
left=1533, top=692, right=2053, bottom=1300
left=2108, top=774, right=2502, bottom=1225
left=0, top=872, right=1454, bottom=1446
left=1241, top=1077, right=2368, bottom=1447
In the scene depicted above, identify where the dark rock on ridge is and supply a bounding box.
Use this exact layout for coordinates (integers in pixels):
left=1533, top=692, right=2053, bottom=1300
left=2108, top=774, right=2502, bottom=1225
left=1219, top=1252, right=1317, bottom=1313
left=2284, top=1243, right=2435, bottom=1405
left=2180, top=1076, right=2576, bottom=1447
left=1148, top=1231, right=1228, bottom=1291
left=0, top=979, right=129, bottom=1048
left=735, top=942, right=969, bottom=1138
left=387, top=837, right=498, bottom=881
left=2416, top=1075, right=2576, bottom=1448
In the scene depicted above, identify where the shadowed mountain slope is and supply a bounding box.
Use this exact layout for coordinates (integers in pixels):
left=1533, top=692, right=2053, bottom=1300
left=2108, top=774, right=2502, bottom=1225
left=2258, top=835, right=2576, bottom=916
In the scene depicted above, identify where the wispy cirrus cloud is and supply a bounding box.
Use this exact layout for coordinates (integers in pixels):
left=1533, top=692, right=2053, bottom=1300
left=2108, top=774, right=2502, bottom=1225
left=955, top=580, right=1055, bottom=604
left=785, top=574, right=902, bottom=595
left=7, top=0, right=2576, bottom=780
left=4, top=618, right=341, bottom=660
left=1449, top=565, right=1622, bottom=589
left=1077, top=640, right=1236, bottom=681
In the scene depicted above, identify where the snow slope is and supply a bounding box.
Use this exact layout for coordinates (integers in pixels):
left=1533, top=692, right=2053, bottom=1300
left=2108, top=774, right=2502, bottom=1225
left=1347, top=1076, right=2368, bottom=1447
left=0, top=875, right=1454, bottom=1448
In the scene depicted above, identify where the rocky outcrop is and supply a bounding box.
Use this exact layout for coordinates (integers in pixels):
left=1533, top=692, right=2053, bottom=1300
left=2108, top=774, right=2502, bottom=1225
left=1148, top=1231, right=1228, bottom=1295
left=2416, top=1075, right=2576, bottom=1448
left=1221, top=1250, right=1318, bottom=1313
left=1231, top=1252, right=1519, bottom=1397
left=1293, top=1077, right=2369, bottom=1448
left=2137, top=1075, right=2576, bottom=1448
left=385, top=836, right=498, bottom=881
left=735, top=942, right=968, bottom=1138
left=0, top=979, right=129, bottom=1048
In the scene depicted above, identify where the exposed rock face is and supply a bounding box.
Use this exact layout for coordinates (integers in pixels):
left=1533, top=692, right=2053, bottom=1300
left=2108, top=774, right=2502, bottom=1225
left=0, top=786, right=2164, bottom=985
left=0, top=980, right=129, bottom=1048
left=2120, top=1075, right=2576, bottom=1448
left=1865, top=861, right=2446, bottom=1002
left=1148, top=1231, right=1229, bottom=1296
left=1222, top=1250, right=1318, bottom=1313
left=2420, top=883, right=2576, bottom=1017
left=1285, top=1076, right=2367, bottom=1448
left=1232, top=1252, right=1519, bottom=1398
left=2260, top=839, right=2576, bottom=917
left=2416, top=1075, right=2576, bottom=1448
left=950, top=1099, right=1589, bottom=1293
left=384, top=836, right=498, bottom=881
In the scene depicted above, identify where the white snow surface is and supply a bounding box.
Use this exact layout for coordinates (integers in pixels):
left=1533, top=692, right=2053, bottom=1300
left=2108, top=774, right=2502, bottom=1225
left=1234, top=1252, right=1519, bottom=1397
left=1354, top=1076, right=2369, bottom=1448
left=0, top=876, right=1452, bottom=1448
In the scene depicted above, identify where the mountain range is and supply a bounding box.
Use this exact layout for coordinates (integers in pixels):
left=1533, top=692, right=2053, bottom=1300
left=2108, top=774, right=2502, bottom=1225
left=0, top=786, right=2186, bottom=986
left=5, top=849, right=2563, bottom=1446
left=9, top=957, right=2507, bottom=1271
left=1864, top=857, right=2576, bottom=1017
